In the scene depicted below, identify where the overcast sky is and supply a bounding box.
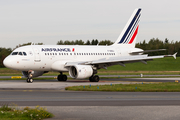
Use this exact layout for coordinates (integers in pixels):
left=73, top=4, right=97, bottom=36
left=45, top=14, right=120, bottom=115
left=0, top=0, right=180, bottom=48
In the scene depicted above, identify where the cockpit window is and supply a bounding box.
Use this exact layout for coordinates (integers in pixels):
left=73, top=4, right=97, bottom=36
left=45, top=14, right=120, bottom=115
left=23, top=52, right=27, bottom=56
left=18, top=52, right=23, bottom=55
left=12, top=52, right=18, bottom=55
left=11, top=52, right=27, bottom=56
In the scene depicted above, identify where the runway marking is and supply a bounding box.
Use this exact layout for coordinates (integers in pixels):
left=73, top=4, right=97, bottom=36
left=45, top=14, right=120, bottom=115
left=11, top=76, right=22, bottom=79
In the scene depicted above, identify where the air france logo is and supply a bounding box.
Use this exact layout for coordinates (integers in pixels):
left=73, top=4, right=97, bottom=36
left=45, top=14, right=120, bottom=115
left=72, top=48, right=75, bottom=52
left=42, top=48, right=71, bottom=52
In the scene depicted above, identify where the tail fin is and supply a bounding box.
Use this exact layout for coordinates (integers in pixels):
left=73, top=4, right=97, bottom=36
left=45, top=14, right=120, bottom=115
left=112, top=8, right=141, bottom=47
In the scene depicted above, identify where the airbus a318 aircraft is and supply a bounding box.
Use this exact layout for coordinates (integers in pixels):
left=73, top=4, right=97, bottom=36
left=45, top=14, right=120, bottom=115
left=3, top=8, right=176, bottom=83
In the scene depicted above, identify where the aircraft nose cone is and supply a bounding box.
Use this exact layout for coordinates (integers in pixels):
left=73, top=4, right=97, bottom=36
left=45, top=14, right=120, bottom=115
left=3, top=56, right=12, bottom=68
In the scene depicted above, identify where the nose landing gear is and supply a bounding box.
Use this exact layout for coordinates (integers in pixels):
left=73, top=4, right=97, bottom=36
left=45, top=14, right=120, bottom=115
left=26, top=70, right=34, bottom=83
left=27, top=78, right=33, bottom=83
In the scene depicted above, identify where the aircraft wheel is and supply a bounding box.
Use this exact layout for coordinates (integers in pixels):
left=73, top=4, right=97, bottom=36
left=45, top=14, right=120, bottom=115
left=26, top=78, right=30, bottom=83
left=89, top=75, right=99, bottom=82
left=57, top=75, right=62, bottom=81
left=27, top=78, right=33, bottom=83
left=29, top=78, right=33, bottom=83
left=93, top=75, right=99, bottom=82
left=57, top=75, right=67, bottom=81
left=62, top=75, right=67, bottom=81
left=89, top=76, right=93, bottom=82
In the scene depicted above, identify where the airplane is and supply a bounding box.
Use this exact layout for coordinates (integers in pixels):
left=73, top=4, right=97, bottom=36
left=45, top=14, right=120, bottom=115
left=3, top=8, right=177, bottom=83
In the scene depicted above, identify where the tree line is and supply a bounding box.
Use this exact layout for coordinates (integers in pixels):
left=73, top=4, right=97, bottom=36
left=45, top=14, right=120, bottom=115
left=57, top=39, right=113, bottom=45
left=0, top=38, right=179, bottom=67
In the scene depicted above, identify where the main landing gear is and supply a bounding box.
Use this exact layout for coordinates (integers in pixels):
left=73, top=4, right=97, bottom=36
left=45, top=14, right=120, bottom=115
left=89, top=75, right=100, bottom=82
left=57, top=72, right=67, bottom=81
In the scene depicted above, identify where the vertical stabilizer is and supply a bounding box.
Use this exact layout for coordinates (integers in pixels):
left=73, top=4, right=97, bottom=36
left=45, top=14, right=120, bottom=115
left=112, top=8, right=141, bottom=47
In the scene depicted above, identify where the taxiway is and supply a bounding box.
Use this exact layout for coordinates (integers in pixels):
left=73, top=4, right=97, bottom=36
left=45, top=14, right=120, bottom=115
left=0, top=78, right=180, bottom=120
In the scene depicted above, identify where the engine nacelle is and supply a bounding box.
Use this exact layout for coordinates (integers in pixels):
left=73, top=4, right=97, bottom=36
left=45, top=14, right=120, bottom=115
left=22, top=71, right=47, bottom=78
left=69, top=65, right=93, bottom=79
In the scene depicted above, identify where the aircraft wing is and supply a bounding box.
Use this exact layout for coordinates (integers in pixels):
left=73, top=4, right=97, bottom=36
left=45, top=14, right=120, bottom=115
left=130, top=49, right=166, bottom=54
left=84, top=54, right=163, bottom=66
left=65, top=53, right=177, bottom=68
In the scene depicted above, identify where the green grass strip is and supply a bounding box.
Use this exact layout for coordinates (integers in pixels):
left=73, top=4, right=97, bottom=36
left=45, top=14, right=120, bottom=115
left=65, top=82, right=180, bottom=92
left=0, top=104, right=53, bottom=120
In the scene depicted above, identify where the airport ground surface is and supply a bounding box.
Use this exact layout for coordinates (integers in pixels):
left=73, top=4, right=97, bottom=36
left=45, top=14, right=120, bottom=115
left=0, top=77, right=180, bottom=120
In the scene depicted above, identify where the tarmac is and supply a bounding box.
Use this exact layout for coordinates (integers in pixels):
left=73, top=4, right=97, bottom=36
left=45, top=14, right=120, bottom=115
left=1, top=78, right=180, bottom=120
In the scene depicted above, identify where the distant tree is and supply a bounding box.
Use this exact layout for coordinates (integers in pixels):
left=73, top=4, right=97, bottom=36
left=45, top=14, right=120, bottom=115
left=57, top=40, right=64, bottom=45
left=85, top=40, right=91, bottom=45
left=64, top=40, right=71, bottom=45
left=165, top=38, right=169, bottom=44
left=91, top=39, right=95, bottom=45
left=78, top=40, right=84, bottom=45
left=99, top=40, right=113, bottom=45
left=94, top=39, right=99, bottom=45
left=0, top=48, right=12, bottom=67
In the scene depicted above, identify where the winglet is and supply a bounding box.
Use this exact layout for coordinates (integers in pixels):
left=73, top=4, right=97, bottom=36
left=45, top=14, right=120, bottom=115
left=173, top=52, right=177, bottom=59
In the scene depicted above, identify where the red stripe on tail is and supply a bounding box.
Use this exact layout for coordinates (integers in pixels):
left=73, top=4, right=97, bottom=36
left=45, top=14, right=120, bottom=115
left=128, top=25, right=139, bottom=44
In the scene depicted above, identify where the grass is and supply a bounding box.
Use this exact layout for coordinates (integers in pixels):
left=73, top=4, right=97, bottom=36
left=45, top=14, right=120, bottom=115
left=98, top=57, right=180, bottom=71
left=65, top=82, right=180, bottom=92
left=0, top=104, right=53, bottom=120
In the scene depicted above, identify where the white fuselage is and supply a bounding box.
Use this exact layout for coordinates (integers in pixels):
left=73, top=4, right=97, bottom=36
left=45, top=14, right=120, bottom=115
left=3, top=45, right=142, bottom=72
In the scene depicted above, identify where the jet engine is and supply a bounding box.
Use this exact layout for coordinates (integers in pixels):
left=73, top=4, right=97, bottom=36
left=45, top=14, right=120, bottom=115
left=69, top=65, right=93, bottom=79
left=22, top=71, right=48, bottom=78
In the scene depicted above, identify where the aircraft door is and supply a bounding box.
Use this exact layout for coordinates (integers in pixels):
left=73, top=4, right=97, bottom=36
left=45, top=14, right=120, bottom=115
left=33, top=48, right=41, bottom=62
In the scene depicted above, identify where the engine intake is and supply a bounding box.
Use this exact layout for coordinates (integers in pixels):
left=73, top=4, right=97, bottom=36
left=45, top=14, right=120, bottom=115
left=69, top=65, right=93, bottom=79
